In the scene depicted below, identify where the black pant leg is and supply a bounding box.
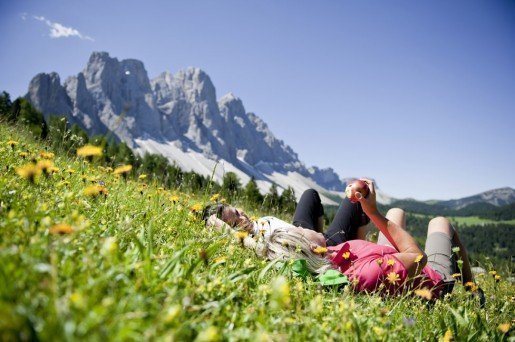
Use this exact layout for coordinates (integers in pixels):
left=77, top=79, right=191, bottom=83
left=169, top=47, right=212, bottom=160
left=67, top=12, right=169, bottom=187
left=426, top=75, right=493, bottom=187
left=292, top=189, right=324, bottom=231
left=323, top=198, right=370, bottom=246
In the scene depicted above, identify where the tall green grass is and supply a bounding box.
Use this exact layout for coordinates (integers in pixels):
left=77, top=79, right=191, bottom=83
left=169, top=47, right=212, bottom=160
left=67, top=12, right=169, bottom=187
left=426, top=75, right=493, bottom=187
left=0, top=122, right=513, bottom=341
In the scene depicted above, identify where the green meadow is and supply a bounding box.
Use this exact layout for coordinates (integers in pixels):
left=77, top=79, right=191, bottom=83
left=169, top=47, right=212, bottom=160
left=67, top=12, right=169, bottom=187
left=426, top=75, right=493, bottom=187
left=0, top=122, right=513, bottom=341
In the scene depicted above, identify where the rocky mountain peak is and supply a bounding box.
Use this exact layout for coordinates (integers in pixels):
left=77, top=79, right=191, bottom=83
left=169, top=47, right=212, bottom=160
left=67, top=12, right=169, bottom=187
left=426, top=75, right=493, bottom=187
left=25, top=51, right=354, bottom=205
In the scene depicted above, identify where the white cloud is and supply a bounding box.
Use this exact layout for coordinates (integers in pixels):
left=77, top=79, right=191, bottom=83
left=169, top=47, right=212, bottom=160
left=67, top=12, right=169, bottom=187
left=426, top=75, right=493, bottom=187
left=32, top=15, right=94, bottom=41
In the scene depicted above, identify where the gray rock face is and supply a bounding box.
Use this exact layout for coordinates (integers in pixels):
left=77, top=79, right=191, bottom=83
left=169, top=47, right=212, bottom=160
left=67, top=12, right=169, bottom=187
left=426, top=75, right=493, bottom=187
left=308, top=166, right=346, bottom=191
left=26, top=72, right=72, bottom=122
left=25, top=51, right=350, bottom=197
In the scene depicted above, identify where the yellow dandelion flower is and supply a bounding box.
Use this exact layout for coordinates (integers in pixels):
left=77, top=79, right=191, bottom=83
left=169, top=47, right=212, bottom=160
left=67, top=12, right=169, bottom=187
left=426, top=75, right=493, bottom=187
left=386, top=272, right=400, bottom=284
left=196, top=326, right=219, bottom=342
left=39, top=151, right=55, bottom=159
left=210, top=193, right=220, bottom=202
left=494, top=275, right=501, bottom=282
left=49, top=223, right=74, bottom=235
left=313, top=246, right=328, bottom=255
left=234, top=231, right=249, bottom=240
left=16, top=163, right=41, bottom=182
left=213, top=256, right=226, bottom=263
left=36, top=160, right=54, bottom=174
left=414, top=254, right=424, bottom=263
left=7, top=140, right=18, bottom=148
left=18, top=152, right=28, bottom=158
left=138, top=174, right=147, bottom=180
left=170, top=195, right=180, bottom=203
left=190, top=203, right=203, bottom=212
left=342, top=251, right=350, bottom=260
left=451, top=273, right=461, bottom=279
left=464, top=282, right=478, bottom=292
left=113, top=164, right=132, bottom=175
left=387, top=259, right=396, bottom=266
left=76, top=145, right=103, bottom=157
left=376, top=258, right=384, bottom=265
left=163, top=304, right=181, bottom=324
left=414, top=288, right=433, bottom=300
left=443, top=329, right=453, bottom=342
left=270, top=276, right=290, bottom=309
left=84, top=185, right=108, bottom=197
left=498, top=323, right=510, bottom=334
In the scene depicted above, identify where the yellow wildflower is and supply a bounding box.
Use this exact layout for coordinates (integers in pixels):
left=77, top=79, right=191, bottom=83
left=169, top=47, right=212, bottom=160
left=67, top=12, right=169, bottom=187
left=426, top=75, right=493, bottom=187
left=342, top=251, right=350, bottom=260
left=489, top=270, right=497, bottom=276
left=113, top=164, right=132, bottom=175
left=17, top=163, right=41, bottom=180
left=494, top=275, right=501, bottom=282
left=210, top=193, right=220, bottom=202
left=213, top=256, right=226, bottom=264
left=40, top=151, right=55, bottom=159
left=234, top=231, right=249, bottom=240
left=414, top=254, right=423, bottom=263
left=414, top=288, right=433, bottom=300
left=163, top=304, right=181, bottom=324
left=451, top=273, right=461, bottom=279
left=36, top=160, right=54, bottom=175
left=84, top=185, right=108, bottom=197
left=104, top=166, right=113, bottom=172
left=170, top=194, right=180, bottom=203
left=443, top=329, right=453, bottom=342
left=270, top=276, right=290, bottom=309
left=66, top=168, right=76, bottom=175
left=386, top=272, right=400, bottom=284
left=313, top=246, right=328, bottom=255
left=138, top=174, right=147, bottom=180
left=6, top=140, right=18, bottom=148
left=76, top=145, right=103, bottom=157
left=49, top=223, right=74, bottom=235
left=498, top=323, right=510, bottom=334
left=464, top=282, right=478, bottom=292
left=196, top=326, right=220, bottom=342
left=18, top=152, right=28, bottom=159
left=190, top=203, right=203, bottom=212
left=387, top=259, right=396, bottom=266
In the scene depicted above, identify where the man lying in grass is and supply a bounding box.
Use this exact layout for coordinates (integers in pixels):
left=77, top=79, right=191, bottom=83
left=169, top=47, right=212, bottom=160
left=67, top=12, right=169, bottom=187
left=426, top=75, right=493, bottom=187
left=203, top=180, right=484, bottom=303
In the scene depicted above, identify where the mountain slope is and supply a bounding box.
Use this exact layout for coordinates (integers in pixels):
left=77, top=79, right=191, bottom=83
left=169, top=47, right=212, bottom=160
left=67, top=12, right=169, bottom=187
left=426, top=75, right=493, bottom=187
left=25, top=51, right=347, bottom=204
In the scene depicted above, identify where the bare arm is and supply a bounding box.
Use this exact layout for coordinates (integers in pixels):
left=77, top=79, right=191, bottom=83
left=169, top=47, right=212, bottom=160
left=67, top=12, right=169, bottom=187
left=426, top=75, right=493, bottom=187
left=356, top=179, right=426, bottom=275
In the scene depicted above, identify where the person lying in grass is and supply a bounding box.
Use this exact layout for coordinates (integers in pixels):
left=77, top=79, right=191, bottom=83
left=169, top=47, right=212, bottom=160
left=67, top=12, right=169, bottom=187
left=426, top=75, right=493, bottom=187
left=204, top=187, right=371, bottom=247
left=203, top=181, right=484, bottom=302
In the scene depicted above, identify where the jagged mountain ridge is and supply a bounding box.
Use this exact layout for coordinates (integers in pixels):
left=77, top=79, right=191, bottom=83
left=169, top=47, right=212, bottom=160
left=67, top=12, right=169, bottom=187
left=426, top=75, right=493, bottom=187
left=26, top=51, right=348, bottom=204
left=436, top=187, right=515, bottom=210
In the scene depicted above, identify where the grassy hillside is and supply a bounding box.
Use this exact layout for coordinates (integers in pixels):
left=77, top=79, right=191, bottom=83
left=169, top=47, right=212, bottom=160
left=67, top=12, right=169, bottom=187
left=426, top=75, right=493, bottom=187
left=0, top=121, right=513, bottom=340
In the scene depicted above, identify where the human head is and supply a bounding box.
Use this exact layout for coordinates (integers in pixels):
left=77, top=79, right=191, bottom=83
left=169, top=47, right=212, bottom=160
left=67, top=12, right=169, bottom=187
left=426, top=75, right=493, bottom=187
left=202, top=204, right=253, bottom=230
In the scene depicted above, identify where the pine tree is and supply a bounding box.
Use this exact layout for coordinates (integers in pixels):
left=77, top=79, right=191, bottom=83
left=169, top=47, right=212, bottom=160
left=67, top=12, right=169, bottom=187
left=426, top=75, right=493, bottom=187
left=244, top=177, right=263, bottom=205
left=264, top=183, right=280, bottom=212
left=222, top=172, right=242, bottom=200
left=279, top=186, right=297, bottom=214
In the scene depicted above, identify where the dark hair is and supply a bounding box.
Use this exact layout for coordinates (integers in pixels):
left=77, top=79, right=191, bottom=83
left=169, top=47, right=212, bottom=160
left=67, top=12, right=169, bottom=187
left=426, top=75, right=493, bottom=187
left=202, top=204, right=226, bottom=222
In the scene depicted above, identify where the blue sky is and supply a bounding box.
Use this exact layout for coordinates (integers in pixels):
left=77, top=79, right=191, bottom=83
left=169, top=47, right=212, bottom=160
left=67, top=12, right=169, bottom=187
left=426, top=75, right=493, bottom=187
left=1, top=1, right=514, bottom=200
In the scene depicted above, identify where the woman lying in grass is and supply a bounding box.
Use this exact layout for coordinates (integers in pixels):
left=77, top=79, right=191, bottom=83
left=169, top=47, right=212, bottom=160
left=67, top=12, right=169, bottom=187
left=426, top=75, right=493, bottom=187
left=204, top=180, right=484, bottom=302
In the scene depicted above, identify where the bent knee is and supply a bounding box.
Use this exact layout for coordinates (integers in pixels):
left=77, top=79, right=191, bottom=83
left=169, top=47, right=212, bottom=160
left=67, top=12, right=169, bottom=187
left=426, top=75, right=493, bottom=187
left=386, top=208, right=405, bottom=217
left=428, top=216, right=454, bottom=235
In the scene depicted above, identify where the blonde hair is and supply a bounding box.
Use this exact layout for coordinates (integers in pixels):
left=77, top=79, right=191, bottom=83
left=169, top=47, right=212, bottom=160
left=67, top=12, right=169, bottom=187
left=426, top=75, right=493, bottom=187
left=253, top=228, right=334, bottom=274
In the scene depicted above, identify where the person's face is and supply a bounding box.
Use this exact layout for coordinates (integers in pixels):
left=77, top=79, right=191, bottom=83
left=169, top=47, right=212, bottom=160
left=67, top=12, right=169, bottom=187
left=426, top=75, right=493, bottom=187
left=221, top=206, right=250, bottom=228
